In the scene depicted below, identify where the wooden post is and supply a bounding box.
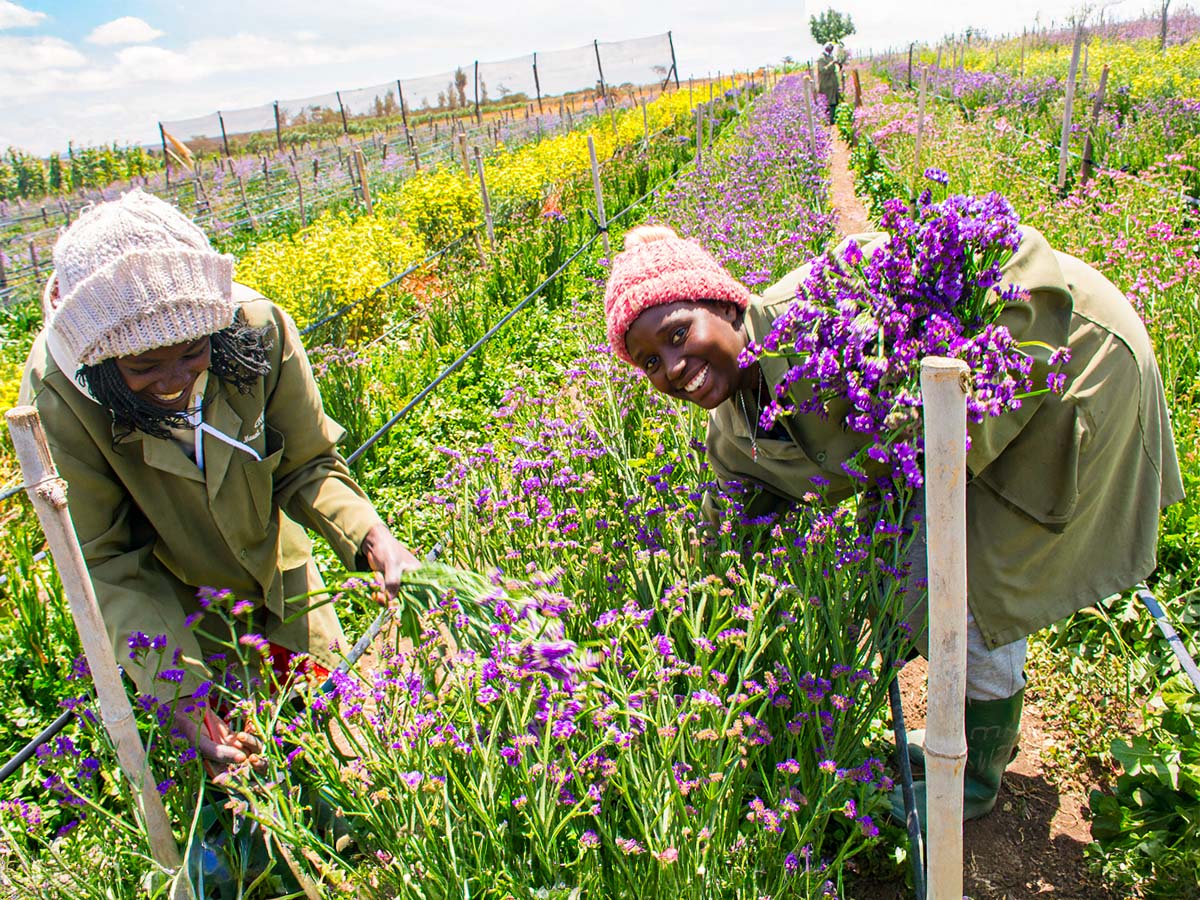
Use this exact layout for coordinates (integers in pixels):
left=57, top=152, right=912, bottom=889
left=473, top=60, right=482, bottom=125
left=1057, top=27, right=1084, bottom=191
left=586, top=134, right=609, bottom=256
left=353, top=148, right=373, bottom=215
left=907, top=43, right=914, bottom=89
left=641, top=97, right=650, bottom=146
left=593, top=39, right=608, bottom=106
left=235, top=175, right=258, bottom=231
left=473, top=146, right=494, bottom=250
left=919, top=357, right=970, bottom=900
left=915, top=68, right=929, bottom=184
left=335, top=91, right=350, bottom=134
left=853, top=69, right=862, bottom=107
left=609, top=103, right=618, bottom=139
left=457, top=132, right=470, bottom=178
left=5, top=407, right=187, bottom=888
left=694, top=105, right=704, bottom=168
left=273, top=101, right=283, bottom=151
left=0, top=251, right=7, bottom=290
left=532, top=53, right=543, bottom=114
left=28, top=241, right=39, bottom=276
left=1079, top=64, right=1109, bottom=186
left=800, top=76, right=818, bottom=159
left=294, top=167, right=307, bottom=227
left=411, top=144, right=421, bottom=172
left=218, top=112, right=231, bottom=157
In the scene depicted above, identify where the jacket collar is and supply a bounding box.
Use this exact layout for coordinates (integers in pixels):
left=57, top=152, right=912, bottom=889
left=114, top=374, right=247, bottom=494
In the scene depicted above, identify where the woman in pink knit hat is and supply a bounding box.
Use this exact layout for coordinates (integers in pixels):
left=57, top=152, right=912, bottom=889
left=604, top=222, right=1182, bottom=826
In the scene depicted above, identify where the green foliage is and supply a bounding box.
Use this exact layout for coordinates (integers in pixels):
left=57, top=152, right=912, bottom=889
left=1089, top=677, right=1200, bottom=898
left=810, top=8, right=856, bottom=47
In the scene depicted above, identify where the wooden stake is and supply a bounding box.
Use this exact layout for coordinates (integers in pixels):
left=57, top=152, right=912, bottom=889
left=28, top=241, right=38, bottom=276
left=294, top=169, right=307, bottom=227
left=232, top=175, right=257, bottom=232
left=1057, top=27, right=1084, bottom=191
left=915, top=68, right=929, bottom=185
left=473, top=146, right=494, bottom=250
left=1079, top=64, right=1109, bottom=186
left=919, top=357, right=970, bottom=900
left=586, top=134, right=609, bottom=256
left=852, top=68, right=862, bottom=108
left=694, top=106, right=704, bottom=168
left=800, top=77, right=818, bottom=159
left=457, top=132, right=470, bottom=178
left=353, top=148, right=373, bottom=215
left=6, top=407, right=187, bottom=890
left=641, top=97, right=650, bottom=147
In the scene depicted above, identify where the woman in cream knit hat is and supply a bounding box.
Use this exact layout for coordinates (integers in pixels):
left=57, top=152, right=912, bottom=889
left=21, top=189, right=420, bottom=771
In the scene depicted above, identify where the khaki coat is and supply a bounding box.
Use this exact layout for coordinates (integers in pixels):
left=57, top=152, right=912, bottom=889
left=706, top=227, right=1184, bottom=649
left=20, top=288, right=384, bottom=699
left=816, top=55, right=841, bottom=105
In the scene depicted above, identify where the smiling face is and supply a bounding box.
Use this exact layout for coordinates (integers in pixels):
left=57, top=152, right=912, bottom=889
left=114, top=337, right=211, bottom=411
left=624, top=300, right=756, bottom=410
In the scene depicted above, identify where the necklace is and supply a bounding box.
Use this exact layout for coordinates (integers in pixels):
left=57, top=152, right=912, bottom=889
left=737, top=369, right=764, bottom=463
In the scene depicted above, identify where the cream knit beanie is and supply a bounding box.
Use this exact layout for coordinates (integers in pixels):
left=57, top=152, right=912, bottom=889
left=45, top=189, right=236, bottom=370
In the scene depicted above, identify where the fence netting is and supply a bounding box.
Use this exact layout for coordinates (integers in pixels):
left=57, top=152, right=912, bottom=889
left=160, top=32, right=676, bottom=150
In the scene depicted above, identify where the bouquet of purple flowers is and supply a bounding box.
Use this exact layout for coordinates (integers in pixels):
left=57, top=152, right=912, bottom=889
left=742, top=179, right=1068, bottom=489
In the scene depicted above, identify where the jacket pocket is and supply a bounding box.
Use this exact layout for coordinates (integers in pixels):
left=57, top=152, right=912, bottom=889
left=245, top=426, right=285, bottom=530
left=975, top=399, right=1083, bottom=529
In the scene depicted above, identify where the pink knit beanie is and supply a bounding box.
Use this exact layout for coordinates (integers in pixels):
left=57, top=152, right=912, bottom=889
left=604, top=226, right=752, bottom=365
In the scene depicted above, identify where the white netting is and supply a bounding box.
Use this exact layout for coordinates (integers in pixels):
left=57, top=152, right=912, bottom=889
left=159, top=32, right=674, bottom=149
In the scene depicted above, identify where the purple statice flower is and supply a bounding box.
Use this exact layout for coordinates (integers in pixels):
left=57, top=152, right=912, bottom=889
left=747, top=191, right=1068, bottom=491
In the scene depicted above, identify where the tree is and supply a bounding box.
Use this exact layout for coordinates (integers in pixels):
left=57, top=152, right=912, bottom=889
left=454, top=67, right=468, bottom=109
left=1160, top=0, right=1171, bottom=51
left=810, top=8, right=855, bottom=46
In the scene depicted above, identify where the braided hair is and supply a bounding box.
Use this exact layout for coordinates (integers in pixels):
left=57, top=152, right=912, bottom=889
left=77, top=311, right=274, bottom=442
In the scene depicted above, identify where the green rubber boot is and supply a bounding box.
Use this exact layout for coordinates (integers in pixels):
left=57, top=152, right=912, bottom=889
left=890, top=688, right=1023, bottom=826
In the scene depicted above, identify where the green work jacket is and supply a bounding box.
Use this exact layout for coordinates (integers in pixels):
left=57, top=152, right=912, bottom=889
left=705, top=227, right=1184, bottom=649
left=20, top=288, right=383, bottom=700
left=816, top=56, right=841, bottom=101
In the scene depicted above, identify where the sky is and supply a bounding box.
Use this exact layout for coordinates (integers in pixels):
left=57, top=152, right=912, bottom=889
left=0, top=0, right=1141, bottom=155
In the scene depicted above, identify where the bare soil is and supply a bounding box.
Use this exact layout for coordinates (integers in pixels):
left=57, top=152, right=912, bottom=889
left=849, top=661, right=1121, bottom=900
left=826, top=141, right=1119, bottom=900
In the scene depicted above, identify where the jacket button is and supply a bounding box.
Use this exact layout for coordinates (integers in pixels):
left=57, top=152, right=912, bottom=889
left=816, top=452, right=827, bottom=463
left=239, top=549, right=248, bottom=560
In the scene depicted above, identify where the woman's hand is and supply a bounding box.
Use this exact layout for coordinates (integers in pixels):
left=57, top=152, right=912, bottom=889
left=359, top=523, right=420, bottom=604
left=174, top=705, right=266, bottom=776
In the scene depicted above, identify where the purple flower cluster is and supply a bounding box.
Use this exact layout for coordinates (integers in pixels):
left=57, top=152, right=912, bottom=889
left=661, top=74, right=836, bottom=285
left=744, top=190, right=1052, bottom=489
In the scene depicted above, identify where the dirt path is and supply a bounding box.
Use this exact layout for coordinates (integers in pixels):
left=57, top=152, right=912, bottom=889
left=830, top=136, right=871, bottom=238
left=849, top=661, right=1122, bottom=900
left=824, top=152, right=1118, bottom=899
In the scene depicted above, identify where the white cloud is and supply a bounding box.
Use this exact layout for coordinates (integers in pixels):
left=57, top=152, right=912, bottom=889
left=1, top=30, right=400, bottom=101
left=0, top=1, right=44, bottom=30
left=0, top=36, right=86, bottom=72
left=87, top=16, right=166, bottom=46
